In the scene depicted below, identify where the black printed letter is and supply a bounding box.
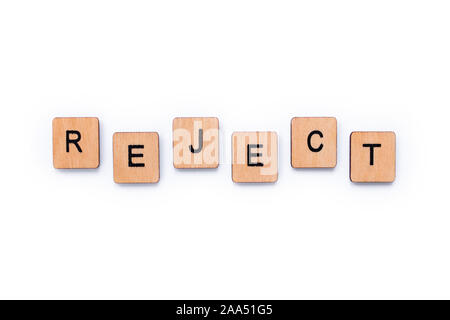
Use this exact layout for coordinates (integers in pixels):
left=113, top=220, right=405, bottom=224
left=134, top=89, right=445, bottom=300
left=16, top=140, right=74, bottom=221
left=66, top=130, right=82, bottom=153
left=247, top=144, right=264, bottom=167
left=363, top=144, right=381, bottom=166
left=128, top=145, right=145, bottom=167
left=307, top=130, right=324, bottom=152
left=189, top=128, right=203, bottom=154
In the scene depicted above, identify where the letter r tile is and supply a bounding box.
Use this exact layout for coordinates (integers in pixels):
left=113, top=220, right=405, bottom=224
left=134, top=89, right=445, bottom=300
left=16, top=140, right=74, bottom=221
left=173, top=117, right=219, bottom=168
left=113, top=132, right=160, bottom=183
left=350, top=131, right=396, bottom=183
left=232, top=131, right=278, bottom=183
left=52, top=117, right=99, bottom=169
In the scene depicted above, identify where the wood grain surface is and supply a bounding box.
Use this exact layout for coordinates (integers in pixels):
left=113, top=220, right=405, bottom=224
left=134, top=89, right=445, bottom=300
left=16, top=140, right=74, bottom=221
left=291, top=117, right=337, bottom=168
left=113, top=132, right=160, bottom=183
left=52, top=117, right=99, bottom=169
left=350, top=131, right=396, bottom=183
left=173, top=117, right=219, bottom=168
left=232, top=131, right=278, bottom=183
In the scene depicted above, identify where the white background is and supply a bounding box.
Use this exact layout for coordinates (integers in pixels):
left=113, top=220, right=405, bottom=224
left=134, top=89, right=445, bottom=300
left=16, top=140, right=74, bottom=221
left=0, top=0, right=449, bottom=299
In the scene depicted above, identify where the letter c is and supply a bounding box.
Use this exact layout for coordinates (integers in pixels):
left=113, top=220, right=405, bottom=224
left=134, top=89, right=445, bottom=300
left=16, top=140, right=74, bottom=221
left=307, top=130, right=324, bottom=152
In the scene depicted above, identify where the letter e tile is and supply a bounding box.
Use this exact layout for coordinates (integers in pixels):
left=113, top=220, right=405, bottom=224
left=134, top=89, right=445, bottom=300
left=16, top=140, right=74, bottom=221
left=113, top=132, right=160, bottom=183
left=232, top=131, right=278, bottom=183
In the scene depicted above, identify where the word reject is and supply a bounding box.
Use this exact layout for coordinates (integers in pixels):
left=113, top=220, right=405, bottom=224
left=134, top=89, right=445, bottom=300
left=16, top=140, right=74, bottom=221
left=52, top=117, right=396, bottom=183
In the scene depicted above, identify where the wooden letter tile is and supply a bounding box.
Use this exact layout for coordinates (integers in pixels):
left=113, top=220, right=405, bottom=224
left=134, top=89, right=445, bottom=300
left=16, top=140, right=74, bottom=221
left=173, top=117, right=219, bottom=168
left=291, top=117, right=337, bottom=168
left=232, top=131, right=278, bottom=183
left=350, top=131, right=396, bottom=183
left=113, top=132, right=160, bottom=183
left=52, top=117, right=99, bottom=169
